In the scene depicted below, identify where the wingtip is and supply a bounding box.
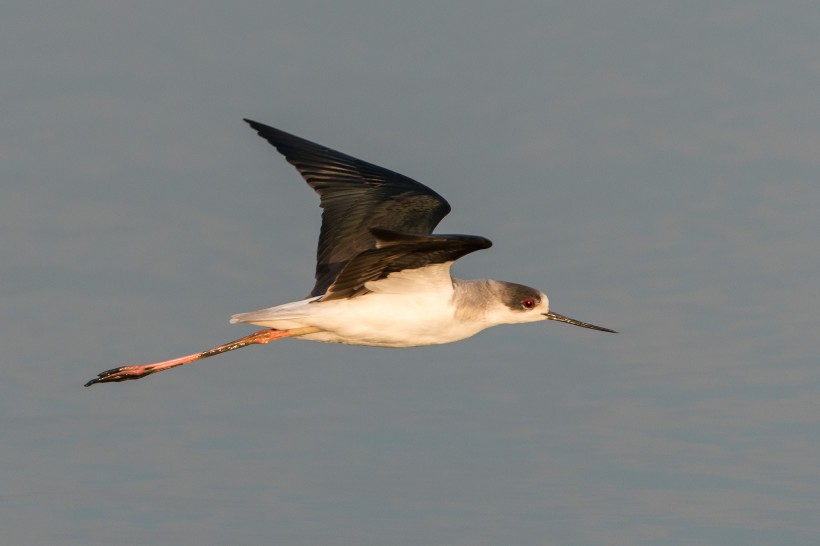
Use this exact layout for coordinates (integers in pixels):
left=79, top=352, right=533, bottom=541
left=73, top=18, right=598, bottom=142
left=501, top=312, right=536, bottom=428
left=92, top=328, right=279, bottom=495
left=243, top=118, right=286, bottom=140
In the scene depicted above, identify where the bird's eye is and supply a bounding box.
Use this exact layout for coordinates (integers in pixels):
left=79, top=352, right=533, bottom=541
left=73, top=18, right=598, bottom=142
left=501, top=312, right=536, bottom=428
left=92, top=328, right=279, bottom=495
left=521, top=298, right=537, bottom=309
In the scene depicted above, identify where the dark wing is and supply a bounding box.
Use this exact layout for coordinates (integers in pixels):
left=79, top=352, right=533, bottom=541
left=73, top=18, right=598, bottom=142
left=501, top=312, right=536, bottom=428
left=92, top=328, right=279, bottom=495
left=322, top=228, right=492, bottom=301
left=244, top=119, right=452, bottom=296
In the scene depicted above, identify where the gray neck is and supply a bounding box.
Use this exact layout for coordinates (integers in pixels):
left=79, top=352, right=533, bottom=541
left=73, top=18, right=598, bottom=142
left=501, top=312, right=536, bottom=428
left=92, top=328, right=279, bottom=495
left=451, top=279, right=502, bottom=323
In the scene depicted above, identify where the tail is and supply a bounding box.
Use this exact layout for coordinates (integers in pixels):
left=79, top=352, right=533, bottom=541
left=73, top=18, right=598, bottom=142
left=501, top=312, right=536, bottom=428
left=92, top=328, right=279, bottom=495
left=230, top=296, right=322, bottom=325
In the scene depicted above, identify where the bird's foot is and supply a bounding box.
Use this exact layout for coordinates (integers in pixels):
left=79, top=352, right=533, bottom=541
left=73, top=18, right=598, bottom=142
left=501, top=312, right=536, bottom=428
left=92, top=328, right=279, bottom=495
left=84, top=348, right=207, bottom=387
left=84, top=364, right=164, bottom=386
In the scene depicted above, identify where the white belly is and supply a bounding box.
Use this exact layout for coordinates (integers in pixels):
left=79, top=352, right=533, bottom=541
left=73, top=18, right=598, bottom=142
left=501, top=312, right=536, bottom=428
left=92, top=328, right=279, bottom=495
left=233, top=292, right=489, bottom=348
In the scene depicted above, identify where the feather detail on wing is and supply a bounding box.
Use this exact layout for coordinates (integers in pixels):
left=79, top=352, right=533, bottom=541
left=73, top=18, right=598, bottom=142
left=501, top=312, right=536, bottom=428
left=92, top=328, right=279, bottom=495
left=321, top=229, right=492, bottom=301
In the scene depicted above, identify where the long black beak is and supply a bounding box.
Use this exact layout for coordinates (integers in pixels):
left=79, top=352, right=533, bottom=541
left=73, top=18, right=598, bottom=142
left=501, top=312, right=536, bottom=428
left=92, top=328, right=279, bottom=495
left=544, top=311, right=617, bottom=333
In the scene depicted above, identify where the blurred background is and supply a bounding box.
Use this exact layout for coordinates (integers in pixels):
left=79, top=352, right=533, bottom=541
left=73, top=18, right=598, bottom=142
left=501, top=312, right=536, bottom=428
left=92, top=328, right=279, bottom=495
left=3, top=1, right=819, bottom=544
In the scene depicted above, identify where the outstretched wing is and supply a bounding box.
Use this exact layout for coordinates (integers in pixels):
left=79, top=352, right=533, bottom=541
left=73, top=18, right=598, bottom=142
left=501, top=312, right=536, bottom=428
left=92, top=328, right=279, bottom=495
left=322, top=229, right=492, bottom=301
left=245, top=119, right=452, bottom=297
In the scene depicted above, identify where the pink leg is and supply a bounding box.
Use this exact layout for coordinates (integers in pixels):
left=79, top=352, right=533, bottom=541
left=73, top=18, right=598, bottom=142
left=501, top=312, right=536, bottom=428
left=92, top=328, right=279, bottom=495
left=84, top=326, right=320, bottom=386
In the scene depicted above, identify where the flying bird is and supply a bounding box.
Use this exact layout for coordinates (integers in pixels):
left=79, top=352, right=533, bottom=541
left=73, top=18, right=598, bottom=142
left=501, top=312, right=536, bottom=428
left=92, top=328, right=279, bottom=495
left=85, top=119, right=615, bottom=386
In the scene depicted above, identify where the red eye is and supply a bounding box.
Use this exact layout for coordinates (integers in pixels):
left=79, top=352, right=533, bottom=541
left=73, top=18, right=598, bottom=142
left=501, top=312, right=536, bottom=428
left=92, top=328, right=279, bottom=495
left=522, top=298, right=537, bottom=309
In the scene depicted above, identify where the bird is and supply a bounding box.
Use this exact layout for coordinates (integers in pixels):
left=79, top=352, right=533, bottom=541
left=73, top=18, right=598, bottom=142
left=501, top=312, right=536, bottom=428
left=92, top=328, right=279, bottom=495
left=85, top=119, right=615, bottom=386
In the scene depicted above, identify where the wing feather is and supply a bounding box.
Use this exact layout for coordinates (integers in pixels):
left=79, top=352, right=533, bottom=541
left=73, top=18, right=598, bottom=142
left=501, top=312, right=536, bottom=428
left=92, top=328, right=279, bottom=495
left=322, top=229, right=492, bottom=301
left=244, top=120, right=452, bottom=296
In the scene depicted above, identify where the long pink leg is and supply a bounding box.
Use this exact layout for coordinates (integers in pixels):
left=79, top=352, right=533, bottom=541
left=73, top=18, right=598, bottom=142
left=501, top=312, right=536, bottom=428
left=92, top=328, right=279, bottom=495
left=84, top=326, right=321, bottom=386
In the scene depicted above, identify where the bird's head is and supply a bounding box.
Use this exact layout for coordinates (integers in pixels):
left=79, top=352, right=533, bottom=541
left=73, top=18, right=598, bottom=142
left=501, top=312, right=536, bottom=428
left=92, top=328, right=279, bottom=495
left=490, top=281, right=617, bottom=333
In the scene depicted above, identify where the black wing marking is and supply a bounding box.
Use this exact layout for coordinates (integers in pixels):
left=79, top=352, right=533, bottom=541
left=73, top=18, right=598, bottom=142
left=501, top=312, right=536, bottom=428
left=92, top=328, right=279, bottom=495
left=322, top=228, right=492, bottom=301
left=245, top=120, right=452, bottom=296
